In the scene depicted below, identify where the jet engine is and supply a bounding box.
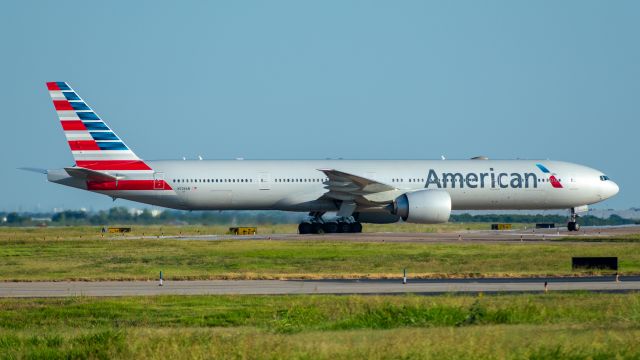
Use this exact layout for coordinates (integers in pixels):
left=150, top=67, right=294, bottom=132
left=392, top=189, right=451, bottom=224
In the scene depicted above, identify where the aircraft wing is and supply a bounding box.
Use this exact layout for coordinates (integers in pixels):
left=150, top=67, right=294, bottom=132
left=318, top=169, right=401, bottom=204
left=64, top=167, right=120, bottom=182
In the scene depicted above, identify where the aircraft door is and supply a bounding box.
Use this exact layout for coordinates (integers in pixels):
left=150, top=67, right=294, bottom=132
left=153, top=172, right=165, bottom=190
left=258, top=172, right=271, bottom=190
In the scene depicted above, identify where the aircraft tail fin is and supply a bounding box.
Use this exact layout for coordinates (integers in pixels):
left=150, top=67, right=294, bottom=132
left=46, top=82, right=151, bottom=172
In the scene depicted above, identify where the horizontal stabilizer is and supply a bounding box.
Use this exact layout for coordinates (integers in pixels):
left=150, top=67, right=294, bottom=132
left=64, top=167, right=120, bottom=181
left=18, top=167, right=48, bottom=174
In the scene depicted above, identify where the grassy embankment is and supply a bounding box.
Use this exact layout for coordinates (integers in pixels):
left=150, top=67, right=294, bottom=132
left=1, top=293, right=640, bottom=359
left=1, top=226, right=640, bottom=281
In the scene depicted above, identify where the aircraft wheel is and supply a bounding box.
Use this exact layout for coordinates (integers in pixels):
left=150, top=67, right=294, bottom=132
left=573, top=223, right=580, bottom=231
left=298, top=222, right=311, bottom=234
left=323, top=222, right=339, bottom=233
left=350, top=222, right=363, bottom=233
left=568, top=222, right=577, bottom=231
left=311, top=223, right=324, bottom=234
left=338, top=222, right=351, bottom=233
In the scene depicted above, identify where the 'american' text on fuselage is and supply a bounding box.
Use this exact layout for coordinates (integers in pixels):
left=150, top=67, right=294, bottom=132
left=425, top=168, right=538, bottom=189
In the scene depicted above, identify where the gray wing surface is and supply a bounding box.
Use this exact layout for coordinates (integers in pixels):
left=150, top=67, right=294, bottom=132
left=318, top=169, right=401, bottom=205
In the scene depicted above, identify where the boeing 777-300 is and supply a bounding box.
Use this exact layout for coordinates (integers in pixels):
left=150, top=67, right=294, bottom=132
left=28, top=82, right=619, bottom=233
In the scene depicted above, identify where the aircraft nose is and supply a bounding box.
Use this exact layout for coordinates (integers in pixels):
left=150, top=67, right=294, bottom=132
left=602, top=180, right=619, bottom=199
left=610, top=181, right=620, bottom=197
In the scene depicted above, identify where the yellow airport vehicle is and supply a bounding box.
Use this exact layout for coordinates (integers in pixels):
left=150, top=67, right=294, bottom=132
left=106, top=227, right=132, bottom=233
left=491, top=223, right=512, bottom=230
left=228, top=227, right=257, bottom=235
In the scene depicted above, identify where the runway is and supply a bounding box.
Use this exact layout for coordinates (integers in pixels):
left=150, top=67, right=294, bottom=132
left=2, top=277, right=639, bottom=298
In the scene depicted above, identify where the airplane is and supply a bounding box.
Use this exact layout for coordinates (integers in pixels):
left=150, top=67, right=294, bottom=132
left=31, top=82, right=619, bottom=234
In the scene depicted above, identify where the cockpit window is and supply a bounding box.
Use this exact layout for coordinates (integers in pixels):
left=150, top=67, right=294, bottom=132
left=599, top=175, right=611, bottom=181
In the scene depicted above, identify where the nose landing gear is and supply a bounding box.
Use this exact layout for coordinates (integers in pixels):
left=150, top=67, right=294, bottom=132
left=567, top=207, right=580, bottom=231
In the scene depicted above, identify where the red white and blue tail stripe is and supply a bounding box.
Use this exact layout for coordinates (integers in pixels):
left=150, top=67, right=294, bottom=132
left=47, top=81, right=151, bottom=171
left=47, top=82, right=172, bottom=191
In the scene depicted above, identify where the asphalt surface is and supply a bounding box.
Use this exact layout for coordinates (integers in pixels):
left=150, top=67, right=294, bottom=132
left=2, top=277, right=639, bottom=298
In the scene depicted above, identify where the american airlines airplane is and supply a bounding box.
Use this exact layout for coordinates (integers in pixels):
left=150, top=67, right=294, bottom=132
left=32, top=82, right=619, bottom=234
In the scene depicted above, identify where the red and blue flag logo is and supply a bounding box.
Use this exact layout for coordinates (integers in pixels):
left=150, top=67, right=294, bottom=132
left=536, top=163, right=563, bottom=188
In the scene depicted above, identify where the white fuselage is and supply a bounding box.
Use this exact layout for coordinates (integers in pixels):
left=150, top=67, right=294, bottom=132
left=49, top=159, right=619, bottom=213
left=41, top=83, right=620, bottom=223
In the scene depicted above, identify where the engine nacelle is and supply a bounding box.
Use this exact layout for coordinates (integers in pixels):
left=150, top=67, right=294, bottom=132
left=392, top=189, right=451, bottom=224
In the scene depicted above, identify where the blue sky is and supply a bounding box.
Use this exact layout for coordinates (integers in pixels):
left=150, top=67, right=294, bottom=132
left=1, top=1, right=638, bottom=211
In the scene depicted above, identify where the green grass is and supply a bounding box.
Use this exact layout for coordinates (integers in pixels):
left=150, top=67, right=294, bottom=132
left=2, top=226, right=640, bottom=280
left=1, top=293, right=640, bottom=359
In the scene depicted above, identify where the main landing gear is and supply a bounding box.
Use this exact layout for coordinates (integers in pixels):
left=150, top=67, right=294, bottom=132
left=298, top=212, right=363, bottom=234
left=567, top=207, right=581, bottom=232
